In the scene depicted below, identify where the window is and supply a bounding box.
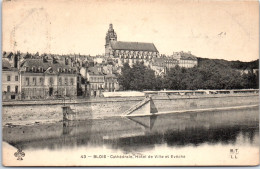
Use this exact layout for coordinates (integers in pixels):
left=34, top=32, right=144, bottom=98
left=39, top=78, right=44, bottom=86
left=33, top=77, right=36, bottom=86
left=39, top=67, right=43, bottom=72
left=58, top=77, right=62, bottom=85
left=7, top=75, right=11, bottom=81
left=49, top=77, right=53, bottom=85
left=15, top=76, right=18, bottom=81
left=64, top=78, right=68, bottom=85
left=70, top=78, right=74, bottom=85
left=7, top=86, right=10, bottom=92
left=15, top=86, right=18, bottom=93
left=32, top=66, right=37, bottom=72
left=26, top=77, right=30, bottom=86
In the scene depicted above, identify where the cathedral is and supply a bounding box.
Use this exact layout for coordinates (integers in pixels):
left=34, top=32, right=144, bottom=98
left=105, top=24, right=160, bottom=66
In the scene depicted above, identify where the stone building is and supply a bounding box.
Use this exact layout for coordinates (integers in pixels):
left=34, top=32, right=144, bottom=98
left=84, top=65, right=120, bottom=97
left=151, top=57, right=179, bottom=76
left=2, top=59, right=20, bottom=100
left=86, top=67, right=105, bottom=97
left=104, top=74, right=119, bottom=92
left=19, top=58, right=78, bottom=99
left=150, top=52, right=198, bottom=76
left=172, top=51, right=198, bottom=68
left=105, top=24, right=160, bottom=66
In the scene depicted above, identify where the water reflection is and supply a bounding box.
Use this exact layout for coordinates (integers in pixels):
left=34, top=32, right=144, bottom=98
left=3, top=107, right=259, bottom=153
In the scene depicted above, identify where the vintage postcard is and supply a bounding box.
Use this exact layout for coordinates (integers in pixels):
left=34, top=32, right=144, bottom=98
left=2, top=0, right=259, bottom=166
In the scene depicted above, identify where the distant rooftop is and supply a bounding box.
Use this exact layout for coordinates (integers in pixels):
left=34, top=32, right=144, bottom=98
left=87, top=67, right=104, bottom=76
left=173, top=51, right=197, bottom=60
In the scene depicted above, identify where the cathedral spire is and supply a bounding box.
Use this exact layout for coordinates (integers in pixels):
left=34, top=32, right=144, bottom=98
left=105, top=23, right=117, bottom=46
left=109, top=23, right=113, bottom=30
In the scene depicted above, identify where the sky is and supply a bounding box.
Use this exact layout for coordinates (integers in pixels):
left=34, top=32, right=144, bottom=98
left=2, top=0, right=259, bottom=61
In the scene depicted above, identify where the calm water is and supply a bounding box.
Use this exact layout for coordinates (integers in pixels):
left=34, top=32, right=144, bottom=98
left=3, top=106, right=259, bottom=152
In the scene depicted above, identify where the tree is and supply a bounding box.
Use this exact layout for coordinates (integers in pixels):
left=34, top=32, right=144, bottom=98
left=118, top=63, right=132, bottom=90
left=118, top=58, right=259, bottom=91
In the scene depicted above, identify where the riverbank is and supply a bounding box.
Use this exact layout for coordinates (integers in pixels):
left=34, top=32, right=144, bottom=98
left=2, top=93, right=259, bottom=127
left=2, top=92, right=258, bottom=106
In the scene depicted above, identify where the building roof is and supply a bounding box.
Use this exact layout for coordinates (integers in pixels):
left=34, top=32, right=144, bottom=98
left=2, top=59, right=18, bottom=71
left=87, top=67, right=104, bottom=76
left=2, top=59, right=11, bottom=69
left=20, top=59, right=76, bottom=74
left=152, top=57, right=178, bottom=66
left=173, top=52, right=197, bottom=60
left=180, top=53, right=197, bottom=60
left=105, top=73, right=116, bottom=78
left=110, top=41, right=158, bottom=52
left=3, top=52, right=13, bottom=59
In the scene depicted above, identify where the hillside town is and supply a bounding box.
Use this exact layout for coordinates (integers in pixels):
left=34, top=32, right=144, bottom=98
left=2, top=24, right=198, bottom=100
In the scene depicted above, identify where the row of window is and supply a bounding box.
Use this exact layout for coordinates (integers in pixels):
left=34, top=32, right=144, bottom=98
left=21, top=88, right=76, bottom=96
left=25, top=67, right=75, bottom=73
left=104, top=83, right=115, bottom=89
left=58, top=77, right=74, bottom=85
left=121, top=59, right=148, bottom=63
left=90, top=83, right=115, bottom=90
left=89, top=77, right=104, bottom=82
left=116, top=54, right=155, bottom=59
left=180, top=60, right=197, bottom=64
left=90, top=83, right=103, bottom=90
left=24, top=77, right=75, bottom=86
left=6, top=85, right=18, bottom=93
left=180, top=64, right=196, bottom=68
left=7, top=75, right=18, bottom=82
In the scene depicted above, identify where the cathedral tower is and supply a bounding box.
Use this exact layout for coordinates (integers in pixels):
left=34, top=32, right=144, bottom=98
left=105, top=24, right=117, bottom=45
left=105, top=24, right=117, bottom=57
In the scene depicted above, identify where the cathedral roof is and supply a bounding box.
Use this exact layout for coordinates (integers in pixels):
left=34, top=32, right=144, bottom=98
left=110, top=41, right=158, bottom=52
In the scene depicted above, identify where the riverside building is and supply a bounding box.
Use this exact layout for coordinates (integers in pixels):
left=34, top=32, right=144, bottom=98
left=2, top=54, right=20, bottom=100
left=19, top=57, right=78, bottom=99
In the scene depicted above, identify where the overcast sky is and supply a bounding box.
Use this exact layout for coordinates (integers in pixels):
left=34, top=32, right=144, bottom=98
left=3, top=0, right=259, bottom=61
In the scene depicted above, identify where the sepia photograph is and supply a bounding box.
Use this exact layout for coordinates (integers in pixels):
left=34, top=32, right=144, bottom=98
left=2, top=0, right=259, bottom=166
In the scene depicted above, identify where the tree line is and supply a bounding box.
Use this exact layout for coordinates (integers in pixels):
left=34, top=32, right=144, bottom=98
left=118, top=60, right=259, bottom=91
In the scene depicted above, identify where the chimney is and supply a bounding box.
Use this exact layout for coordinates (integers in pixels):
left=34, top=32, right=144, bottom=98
left=65, top=57, right=68, bottom=65
left=12, top=54, right=19, bottom=68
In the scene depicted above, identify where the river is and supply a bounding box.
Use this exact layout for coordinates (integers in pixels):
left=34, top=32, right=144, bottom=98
left=2, top=106, right=259, bottom=166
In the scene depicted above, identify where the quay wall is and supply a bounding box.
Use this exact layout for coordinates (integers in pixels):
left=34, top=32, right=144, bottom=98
left=2, top=94, right=259, bottom=126
left=3, top=106, right=259, bottom=149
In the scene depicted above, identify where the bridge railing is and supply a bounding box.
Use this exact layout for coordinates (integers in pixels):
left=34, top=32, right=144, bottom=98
left=143, top=89, right=259, bottom=96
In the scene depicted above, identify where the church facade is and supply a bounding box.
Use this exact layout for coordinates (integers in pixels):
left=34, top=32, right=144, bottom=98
left=105, top=24, right=160, bottom=66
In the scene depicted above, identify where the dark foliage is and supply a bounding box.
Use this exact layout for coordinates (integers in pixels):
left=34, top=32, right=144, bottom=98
left=118, top=59, right=259, bottom=91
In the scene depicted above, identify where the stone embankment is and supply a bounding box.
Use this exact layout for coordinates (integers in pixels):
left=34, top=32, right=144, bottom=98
left=2, top=92, right=259, bottom=126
